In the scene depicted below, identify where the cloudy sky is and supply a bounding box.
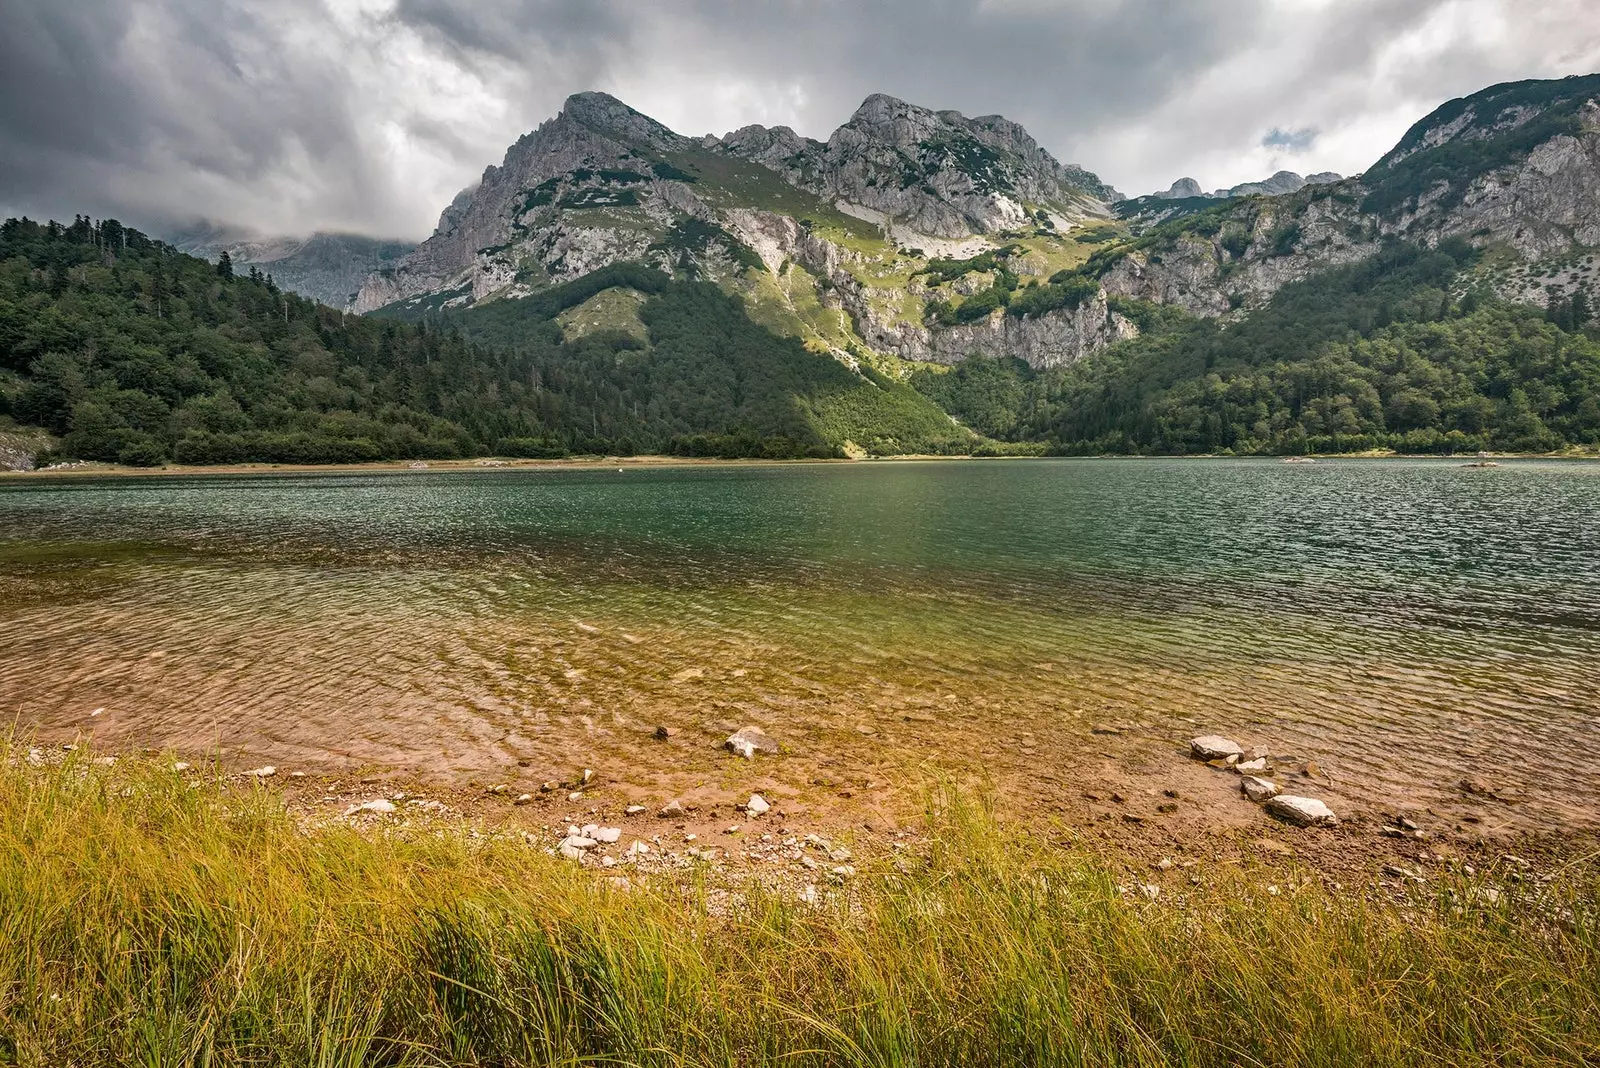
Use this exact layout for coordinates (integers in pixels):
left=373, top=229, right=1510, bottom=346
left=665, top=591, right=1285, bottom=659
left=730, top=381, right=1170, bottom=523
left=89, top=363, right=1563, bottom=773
left=3, top=0, right=1598, bottom=241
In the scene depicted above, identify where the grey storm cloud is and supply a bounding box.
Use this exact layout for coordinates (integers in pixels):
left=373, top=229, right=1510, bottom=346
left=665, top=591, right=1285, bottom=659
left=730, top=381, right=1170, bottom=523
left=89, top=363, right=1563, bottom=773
left=1, top=0, right=1598, bottom=240
left=1262, top=127, right=1318, bottom=153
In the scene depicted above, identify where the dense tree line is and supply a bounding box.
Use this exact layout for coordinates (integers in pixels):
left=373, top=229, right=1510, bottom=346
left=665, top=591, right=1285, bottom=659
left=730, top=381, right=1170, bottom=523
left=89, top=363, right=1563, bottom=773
left=0, top=217, right=967, bottom=465
left=912, top=240, right=1600, bottom=455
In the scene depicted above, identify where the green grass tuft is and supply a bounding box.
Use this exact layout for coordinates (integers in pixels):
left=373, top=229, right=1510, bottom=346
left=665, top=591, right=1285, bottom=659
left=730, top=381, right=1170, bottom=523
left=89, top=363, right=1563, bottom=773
left=2, top=742, right=1596, bottom=1066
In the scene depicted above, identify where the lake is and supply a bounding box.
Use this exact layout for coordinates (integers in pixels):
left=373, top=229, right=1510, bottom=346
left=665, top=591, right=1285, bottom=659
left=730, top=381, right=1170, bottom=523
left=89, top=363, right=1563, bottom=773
left=2, top=458, right=1598, bottom=828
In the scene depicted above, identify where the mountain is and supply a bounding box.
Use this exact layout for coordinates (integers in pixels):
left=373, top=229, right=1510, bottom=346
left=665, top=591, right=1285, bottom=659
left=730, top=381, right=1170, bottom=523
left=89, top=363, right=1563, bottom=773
left=1150, top=171, right=1342, bottom=201
left=1099, top=74, right=1600, bottom=317
left=173, top=225, right=415, bottom=309
left=5, top=73, right=1600, bottom=470
left=354, top=91, right=1128, bottom=370
left=357, top=74, right=1600, bottom=384
left=0, top=217, right=973, bottom=466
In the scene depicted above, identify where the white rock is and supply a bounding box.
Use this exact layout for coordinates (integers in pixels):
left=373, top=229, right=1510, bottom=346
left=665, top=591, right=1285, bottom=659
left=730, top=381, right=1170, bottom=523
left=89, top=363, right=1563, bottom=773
left=1235, top=757, right=1268, bottom=773
left=581, top=823, right=599, bottom=837
left=558, top=841, right=585, bottom=860
left=724, top=725, right=779, bottom=759
left=562, top=836, right=599, bottom=851
left=1264, top=794, right=1337, bottom=827
left=745, top=793, right=771, bottom=816
left=1190, top=736, right=1243, bottom=761
left=244, top=766, right=277, bottom=778
left=627, top=841, right=651, bottom=855
left=172, top=761, right=191, bottom=772
left=625, top=805, right=647, bottom=815
left=1140, top=884, right=1161, bottom=900
left=1241, top=776, right=1280, bottom=802
left=601, top=855, right=616, bottom=867
left=658, top=800, right=684, bottom=818
left=346, top=799, right=397, bottom=816
left=513, top=793, right=533, bottom=805
left=593, top=826, right=622, bottom=843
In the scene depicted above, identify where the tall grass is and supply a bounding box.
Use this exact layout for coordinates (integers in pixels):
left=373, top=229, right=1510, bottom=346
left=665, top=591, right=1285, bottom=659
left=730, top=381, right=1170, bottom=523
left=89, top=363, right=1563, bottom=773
left=0, top=743, right=1595, bottom=1066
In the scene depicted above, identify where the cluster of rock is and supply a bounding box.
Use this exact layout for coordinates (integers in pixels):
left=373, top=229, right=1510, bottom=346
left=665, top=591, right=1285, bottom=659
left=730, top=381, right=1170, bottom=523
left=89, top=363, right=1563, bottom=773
left=1149, top=171, right=1343, bottom=201
left=1189, top=735, right=1338, bottom=827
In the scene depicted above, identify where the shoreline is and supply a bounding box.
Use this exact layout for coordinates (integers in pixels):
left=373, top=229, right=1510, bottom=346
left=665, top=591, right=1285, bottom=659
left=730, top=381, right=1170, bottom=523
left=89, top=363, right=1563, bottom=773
left=4, top=448, right=1598, bottom=479
left=29, top=726, right=1595, bottom=898
left=6, top=740, right=1596, bottom=1064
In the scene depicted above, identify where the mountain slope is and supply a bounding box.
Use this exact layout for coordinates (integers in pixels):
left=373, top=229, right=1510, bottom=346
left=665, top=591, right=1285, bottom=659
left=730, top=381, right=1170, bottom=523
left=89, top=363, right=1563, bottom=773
left=1096, top=74, right=1600, bottom=319
left=353, top=91, right=1126, bottom=372
left=913, top=240, right=1600, bottom=454
left=0, top=217, right=970, bottom=466
left=173, top=225, right=415, bottom=309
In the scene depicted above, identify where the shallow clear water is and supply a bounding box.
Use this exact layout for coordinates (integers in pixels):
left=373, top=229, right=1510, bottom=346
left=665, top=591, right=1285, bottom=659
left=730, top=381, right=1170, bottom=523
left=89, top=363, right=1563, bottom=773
left=2, top=458, right=1598, bottom=824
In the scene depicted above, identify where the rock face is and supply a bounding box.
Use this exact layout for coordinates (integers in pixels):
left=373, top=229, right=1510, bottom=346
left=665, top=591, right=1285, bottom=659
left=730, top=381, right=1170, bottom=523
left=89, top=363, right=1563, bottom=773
left=1145, top=171, right=1342, bottom=202
left=172, top=225, right=414, bottom=310
left=719, top=93, right=1119, bottom=239
left=350, top=74, right=1600, bottom=379
left=351, top=90, right=1127, bottom=372
left=1114, top=75, right=1600, bottom=315
left=1155, top=177, right=1204, bottom=199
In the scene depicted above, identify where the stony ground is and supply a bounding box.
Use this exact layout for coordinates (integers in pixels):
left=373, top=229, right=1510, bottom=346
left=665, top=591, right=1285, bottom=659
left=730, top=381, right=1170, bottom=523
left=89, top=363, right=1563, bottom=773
left=48, top=723, right=1586, bottom=920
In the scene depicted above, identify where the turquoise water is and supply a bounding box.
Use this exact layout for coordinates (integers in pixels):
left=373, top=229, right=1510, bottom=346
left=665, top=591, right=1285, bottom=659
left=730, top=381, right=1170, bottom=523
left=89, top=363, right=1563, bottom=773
left=2, top=458, right=1598, bottom=822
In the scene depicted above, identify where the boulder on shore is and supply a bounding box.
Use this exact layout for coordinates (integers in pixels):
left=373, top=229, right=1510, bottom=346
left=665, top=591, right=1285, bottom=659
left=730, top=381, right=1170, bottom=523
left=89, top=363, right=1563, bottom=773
left=1190, top=735, right=1243, bottom=761
left=725, top=725, right=780, bottom=759
left=1265, top=795, right=1337, bottom=827
left=1240, top=776, right=1280, bottom=802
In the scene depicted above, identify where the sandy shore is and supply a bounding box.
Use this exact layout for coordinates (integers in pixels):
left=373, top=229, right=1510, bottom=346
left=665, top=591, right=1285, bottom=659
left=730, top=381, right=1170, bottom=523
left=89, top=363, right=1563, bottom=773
left=6, top=449, right=1597, bottom=480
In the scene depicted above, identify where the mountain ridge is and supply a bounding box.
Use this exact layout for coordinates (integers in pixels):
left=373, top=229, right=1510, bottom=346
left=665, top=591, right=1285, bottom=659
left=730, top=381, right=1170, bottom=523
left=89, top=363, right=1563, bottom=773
left=356, top=75, right=1600, bottom=378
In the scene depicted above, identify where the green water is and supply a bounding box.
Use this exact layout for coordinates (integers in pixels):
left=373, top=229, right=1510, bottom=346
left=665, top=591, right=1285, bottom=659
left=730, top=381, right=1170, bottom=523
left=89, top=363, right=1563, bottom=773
left=2, top=458, right=1598, bottom=822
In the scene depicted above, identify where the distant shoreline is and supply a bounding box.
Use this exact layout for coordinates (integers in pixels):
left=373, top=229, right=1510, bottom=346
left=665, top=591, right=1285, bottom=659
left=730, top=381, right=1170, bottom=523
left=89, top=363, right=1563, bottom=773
left=3, top=449, right=1598, bottom=479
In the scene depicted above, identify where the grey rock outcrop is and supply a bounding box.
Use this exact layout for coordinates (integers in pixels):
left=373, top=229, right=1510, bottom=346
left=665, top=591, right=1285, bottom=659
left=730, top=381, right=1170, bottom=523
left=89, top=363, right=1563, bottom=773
left=718, top=93, right=1118, bottom=239
left=173, top=225, right=415, bottom=310
left=1155, top=177, right=1204, bottom=199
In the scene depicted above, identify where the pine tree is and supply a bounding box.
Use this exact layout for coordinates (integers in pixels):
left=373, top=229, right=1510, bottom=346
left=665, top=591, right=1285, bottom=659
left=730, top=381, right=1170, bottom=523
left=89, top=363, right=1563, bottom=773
left=216, top=250, right=234, bottom=280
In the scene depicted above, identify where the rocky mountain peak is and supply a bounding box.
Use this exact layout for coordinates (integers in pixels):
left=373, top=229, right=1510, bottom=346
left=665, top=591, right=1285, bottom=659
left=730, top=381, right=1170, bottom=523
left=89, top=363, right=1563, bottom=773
left=556, top=91, right=688, bottom=151
left=1155, top=177, right=1204, bottom=199
left=833, top=93, right=948, bottom=153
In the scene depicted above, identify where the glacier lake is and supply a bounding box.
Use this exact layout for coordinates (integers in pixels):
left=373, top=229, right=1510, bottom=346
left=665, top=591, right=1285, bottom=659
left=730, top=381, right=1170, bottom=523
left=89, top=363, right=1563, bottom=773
left=2, top=457, right=1598, bottom=831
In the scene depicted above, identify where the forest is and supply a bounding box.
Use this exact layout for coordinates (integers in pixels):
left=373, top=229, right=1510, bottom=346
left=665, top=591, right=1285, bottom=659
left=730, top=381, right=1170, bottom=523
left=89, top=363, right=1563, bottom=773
left=0, top=217, right=966, bottom=464
left=3, top=215, right=1598, bottom=466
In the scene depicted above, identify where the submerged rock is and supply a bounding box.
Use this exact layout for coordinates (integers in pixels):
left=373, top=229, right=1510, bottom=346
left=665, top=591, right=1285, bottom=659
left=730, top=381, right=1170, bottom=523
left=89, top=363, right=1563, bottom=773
left=1264, top=795, right=1337, bottom=827
left=725, top=725, right=780, bottom=759
left=1240, top=776, right=1280, bottom=802
left=1190, top=736, right=1243, bottom=761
